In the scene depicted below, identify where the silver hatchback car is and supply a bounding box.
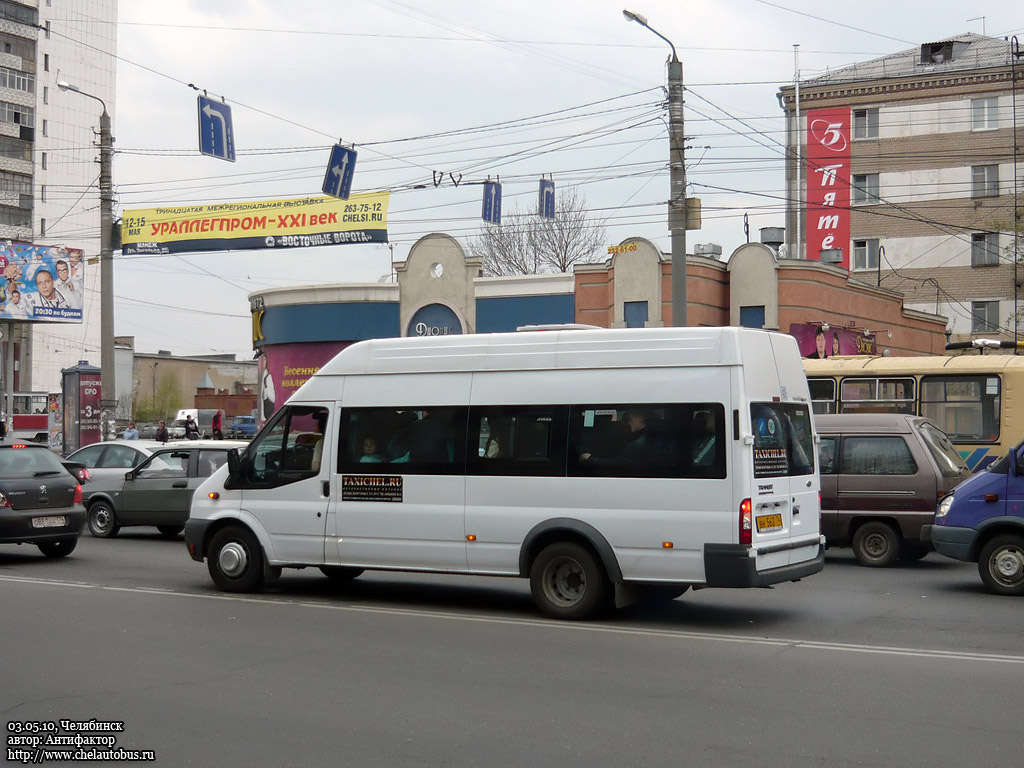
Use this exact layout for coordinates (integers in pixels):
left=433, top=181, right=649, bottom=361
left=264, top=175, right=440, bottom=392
left=83, top=440, right=247, bottom=538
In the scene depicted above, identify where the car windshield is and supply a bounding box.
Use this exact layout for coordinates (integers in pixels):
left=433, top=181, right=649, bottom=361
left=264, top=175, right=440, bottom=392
left=0, top=447, right=65, bottom=478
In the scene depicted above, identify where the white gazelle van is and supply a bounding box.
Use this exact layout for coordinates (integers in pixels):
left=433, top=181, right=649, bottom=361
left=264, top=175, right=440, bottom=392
left=185, top=326, right=824, bottom=619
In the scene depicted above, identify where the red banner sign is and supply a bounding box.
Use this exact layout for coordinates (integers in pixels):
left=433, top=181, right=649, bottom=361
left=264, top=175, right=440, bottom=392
left=79, top=373, right=102, bottom=446
left=805, top=108, right=851, bottom=268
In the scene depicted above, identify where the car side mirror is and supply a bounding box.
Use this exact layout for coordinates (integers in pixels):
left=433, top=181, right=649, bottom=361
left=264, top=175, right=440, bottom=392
left=227, top=448, right=240, bottom=478
left=124, top=470, right=134, bottom=481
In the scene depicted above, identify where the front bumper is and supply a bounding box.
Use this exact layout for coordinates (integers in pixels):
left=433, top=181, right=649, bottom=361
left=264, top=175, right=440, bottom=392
left=704, top=541, right=825, bottom=587
left=927, top=524, right=976, bottom=562
left=184, top=518, right=214, bottom=562
left=0, top=506, right=86, bottom=544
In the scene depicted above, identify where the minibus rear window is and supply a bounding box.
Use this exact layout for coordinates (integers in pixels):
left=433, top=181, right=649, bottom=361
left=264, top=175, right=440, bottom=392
left=750, top=402, right=814, bottom=478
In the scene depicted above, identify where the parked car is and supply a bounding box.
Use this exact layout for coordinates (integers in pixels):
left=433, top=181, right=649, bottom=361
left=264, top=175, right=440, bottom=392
left=816, top=413, right=968, bottom=566
left=85, top=440, right=247, bottom=538
left=0, top=443, right=86, bottom=558
left=228, top=415, right=257, bottom=439
left=929, top=439, right=1024, bottom=595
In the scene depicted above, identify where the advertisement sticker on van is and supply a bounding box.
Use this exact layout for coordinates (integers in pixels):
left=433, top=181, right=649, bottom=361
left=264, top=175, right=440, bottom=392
left=342, top=475, right=403, bottom=502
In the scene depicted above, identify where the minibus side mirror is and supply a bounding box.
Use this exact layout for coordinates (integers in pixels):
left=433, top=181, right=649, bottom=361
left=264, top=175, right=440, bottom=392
left=226, top=448, right=240, bottom=478
left=1015, top=450, right=1024, bottom=478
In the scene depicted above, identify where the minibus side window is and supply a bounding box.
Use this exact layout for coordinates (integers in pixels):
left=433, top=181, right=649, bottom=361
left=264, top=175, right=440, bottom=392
left=340, top=407, right=467, bottom=475
left=467, top=407, right=568, bottom=477
left=567, top=403, right=726, bottom=479
left=245, top=405, right=329, bottom=485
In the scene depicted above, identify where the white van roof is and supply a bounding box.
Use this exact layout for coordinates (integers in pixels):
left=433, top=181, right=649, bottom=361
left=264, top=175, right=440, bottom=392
left=313, top=327, right=794, bottom=377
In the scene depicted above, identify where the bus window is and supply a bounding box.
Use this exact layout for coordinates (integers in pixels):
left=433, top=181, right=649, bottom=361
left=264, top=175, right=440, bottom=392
left=920, top=376, right=1000, bottom=443
left=808, top=378, right=837, bottom=415
left=839, top=377, right=915, bottom=414
left=340, top=407, right=467, bottom=474
left=751, top=402, right=815, bottom=478
left=468, top=407, right=567, bottom=477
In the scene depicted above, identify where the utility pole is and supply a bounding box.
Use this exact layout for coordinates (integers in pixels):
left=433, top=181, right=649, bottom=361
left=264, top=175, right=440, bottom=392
left=59, top=81, right=115, bottom=432
left=624, top=10, right=687, bottom=326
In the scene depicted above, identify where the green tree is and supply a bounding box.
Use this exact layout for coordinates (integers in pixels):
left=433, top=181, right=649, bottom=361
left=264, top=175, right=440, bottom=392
left=133, top=374, right=183, bottom=423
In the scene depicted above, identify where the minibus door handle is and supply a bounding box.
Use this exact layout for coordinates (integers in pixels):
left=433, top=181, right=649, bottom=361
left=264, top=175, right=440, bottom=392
left=322, top=481, right=330, bottom=498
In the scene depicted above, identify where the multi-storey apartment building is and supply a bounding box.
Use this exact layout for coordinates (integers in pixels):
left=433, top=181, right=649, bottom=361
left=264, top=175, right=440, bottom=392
left=0, top=0, right=115, bottom=395
left=779, top=33, right=1022, bottom=344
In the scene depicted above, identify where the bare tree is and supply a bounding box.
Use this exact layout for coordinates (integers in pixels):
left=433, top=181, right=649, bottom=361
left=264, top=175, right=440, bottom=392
left=469, top=188, right=607, bottom=276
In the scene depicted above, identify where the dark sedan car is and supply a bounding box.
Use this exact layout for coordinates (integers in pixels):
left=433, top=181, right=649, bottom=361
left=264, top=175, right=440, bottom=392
left=0, top=443, right=86, bottom=558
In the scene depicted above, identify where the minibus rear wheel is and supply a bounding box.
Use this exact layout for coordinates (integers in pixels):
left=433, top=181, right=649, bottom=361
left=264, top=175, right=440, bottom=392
left=978, top=534, right=1024, bottom=596
left=530, top=542, right=612, bottom=620
left=208, top=525, right=264, bottom=593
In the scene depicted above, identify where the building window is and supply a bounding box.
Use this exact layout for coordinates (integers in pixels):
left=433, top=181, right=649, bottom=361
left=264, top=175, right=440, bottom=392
left=0, top=171, right=32, bottom=195
left=41, top=118, right=46, bottom=136
left=0, top=204, right=31, bottom=228
left=623, top=301, right=648, bottom=328
left=0, top=100, right=34, bottom=128
left=42, top=85, right=47, bottom=105
left=43, top=53, right=48, bottom=72
left=0, top=136, right=30, bottom=161
left=44, top=21, right=50, bottom=39
left=40, top=151, right=45, bottom=170
left=853, top=108, right=879, bottom=139
left=971, top=301, right=1000, bottom=333
left=0, top=66, right=34, bottom=93
left=853, top=239, right=879, bottom=270
left=972, top=97, right=998, bottom=131
left=39, top=217, right=45, bottom=236
left=852, top=173, right=879, bottom=204
left=972, top=165, right=999, bottom=197
left=39, top=184, right=45, bottom=202
left=971, top=233, right=999, bottom=266
left=0, top=1, right=40, bottom=27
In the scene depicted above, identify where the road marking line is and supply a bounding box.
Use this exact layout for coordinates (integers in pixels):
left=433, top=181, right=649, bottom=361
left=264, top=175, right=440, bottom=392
left=1, top=573, right=1019, bottom=664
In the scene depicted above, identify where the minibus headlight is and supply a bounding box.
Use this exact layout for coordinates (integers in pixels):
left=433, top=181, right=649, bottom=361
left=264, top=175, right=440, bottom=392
left=936, top=493, right=954, bottom=520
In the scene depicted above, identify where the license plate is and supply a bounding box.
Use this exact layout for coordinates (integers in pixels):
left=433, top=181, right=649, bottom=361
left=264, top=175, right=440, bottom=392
left=31, top=515, right=67, bottom=529
left=755, top=513, right=783, bottom=533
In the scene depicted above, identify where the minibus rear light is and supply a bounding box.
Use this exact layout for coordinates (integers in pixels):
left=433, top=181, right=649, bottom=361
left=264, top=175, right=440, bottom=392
left=739, top=498, right=752, bottom=546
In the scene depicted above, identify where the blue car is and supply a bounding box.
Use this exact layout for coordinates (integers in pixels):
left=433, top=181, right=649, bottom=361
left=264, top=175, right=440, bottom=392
left=228, top=416, right=257, bottom=439
left=929, top=444, right=1024, bottom=595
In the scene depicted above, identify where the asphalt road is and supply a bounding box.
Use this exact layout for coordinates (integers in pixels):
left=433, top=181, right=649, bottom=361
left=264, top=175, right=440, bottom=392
left=2, top=532, right=1021, bottom=768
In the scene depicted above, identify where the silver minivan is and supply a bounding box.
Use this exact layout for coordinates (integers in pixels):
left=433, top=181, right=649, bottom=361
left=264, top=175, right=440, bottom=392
left=815, top=413, right=968, bottom=566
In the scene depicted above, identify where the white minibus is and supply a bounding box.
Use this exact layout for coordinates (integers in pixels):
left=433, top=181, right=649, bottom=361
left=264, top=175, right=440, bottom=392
left=185, top=327, right=824, bottom=619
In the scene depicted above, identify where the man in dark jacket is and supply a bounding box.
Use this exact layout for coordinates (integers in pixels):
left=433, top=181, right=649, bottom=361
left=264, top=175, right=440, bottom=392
left=155, top=419, right=169, bottom=443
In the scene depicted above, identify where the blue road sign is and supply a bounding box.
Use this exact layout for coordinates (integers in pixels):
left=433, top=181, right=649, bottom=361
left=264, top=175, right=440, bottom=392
left=197, top=96, right=236, bottom=162
left=322, top=144, right=357, bottom=200
left=482, top=181, right=502, bottom=224
left=539, top=179, right=555, bottom=219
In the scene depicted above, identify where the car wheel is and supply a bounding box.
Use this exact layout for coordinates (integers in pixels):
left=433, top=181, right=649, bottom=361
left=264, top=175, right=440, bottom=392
left=37, top=537, right=78, bottom=558
left=207, top=526, right=265, bottom=593
left=87, top=501, right=120, bottom=538
left=852, top=521, right=901, bottom=567
left=978, top=535, right=1024, bottom=596
left=319, top=566, right=364, bottom=582
left=529, top=542, right=612, bottom=620
left=157, top=525, right=184, bottom=538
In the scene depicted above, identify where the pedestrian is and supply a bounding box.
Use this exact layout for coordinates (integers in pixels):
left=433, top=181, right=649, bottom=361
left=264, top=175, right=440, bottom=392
left=124, top=420, right=139, bottom=440
left=185, top=415, right=200, bottom=440
left=155, top=419, right=168, bottom=443
left=211, top=410, right=223, bottom=440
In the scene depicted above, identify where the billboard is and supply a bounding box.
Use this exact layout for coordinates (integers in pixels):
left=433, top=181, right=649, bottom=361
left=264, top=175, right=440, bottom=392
left=789, top=323, right=877, bottom=358
left=805, top=108, right=851, bottom=267
left=0, top=242, right=86, bottom=322
left=121, top=192, right=390, bottom=255
left=258, top=341, right=353, bottom=422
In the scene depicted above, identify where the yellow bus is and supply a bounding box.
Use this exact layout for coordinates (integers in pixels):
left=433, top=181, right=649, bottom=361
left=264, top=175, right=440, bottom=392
left=803, top=355, right=1024, bottom=472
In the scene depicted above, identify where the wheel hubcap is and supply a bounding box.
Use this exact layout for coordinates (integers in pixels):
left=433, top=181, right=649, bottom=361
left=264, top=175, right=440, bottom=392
left=864, top=533, right=888, bottom=558
left=218, top=542, right=248, bottom=578
left=92, top=508, right=110, bottom=532
left=992, top=547, right=1024, bottom=585
left=545, top=557, right=585, bottom=606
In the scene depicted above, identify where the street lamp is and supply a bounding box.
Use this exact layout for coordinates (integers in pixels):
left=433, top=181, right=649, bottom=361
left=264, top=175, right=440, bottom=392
left=57, top=80, right=115, bottom=428
left=623, top=9, right=687, bottom=326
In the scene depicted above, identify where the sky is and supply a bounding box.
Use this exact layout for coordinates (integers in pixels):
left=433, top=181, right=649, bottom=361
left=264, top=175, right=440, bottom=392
left=103, top=0, right=1024, bottom=358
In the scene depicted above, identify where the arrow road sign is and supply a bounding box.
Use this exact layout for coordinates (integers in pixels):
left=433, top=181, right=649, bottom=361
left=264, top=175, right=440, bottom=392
left=197, top=95, right=236, bottom=162
left=482, top=181, right=502, bottom=224
left=539, top=179, right=555, bottom=219
left=322, top=145, right=357, bottom=200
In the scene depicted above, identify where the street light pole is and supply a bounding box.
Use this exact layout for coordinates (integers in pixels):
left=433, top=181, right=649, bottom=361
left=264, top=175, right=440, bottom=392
left=57, top=81, right=115, bottom=428
left=623, top=9, right=687, bottom=326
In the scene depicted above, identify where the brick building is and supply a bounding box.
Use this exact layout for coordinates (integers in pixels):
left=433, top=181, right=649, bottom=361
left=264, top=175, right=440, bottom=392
left=778, top=33, right=1022, bottom=345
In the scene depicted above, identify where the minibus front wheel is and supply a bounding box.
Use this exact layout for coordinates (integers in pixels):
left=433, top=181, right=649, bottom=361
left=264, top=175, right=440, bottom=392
left=978, top=534, right=1024, bottom=596
left=530, top=542, right=612, bottom=620
left=208, top=525, right=265, bottom=593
